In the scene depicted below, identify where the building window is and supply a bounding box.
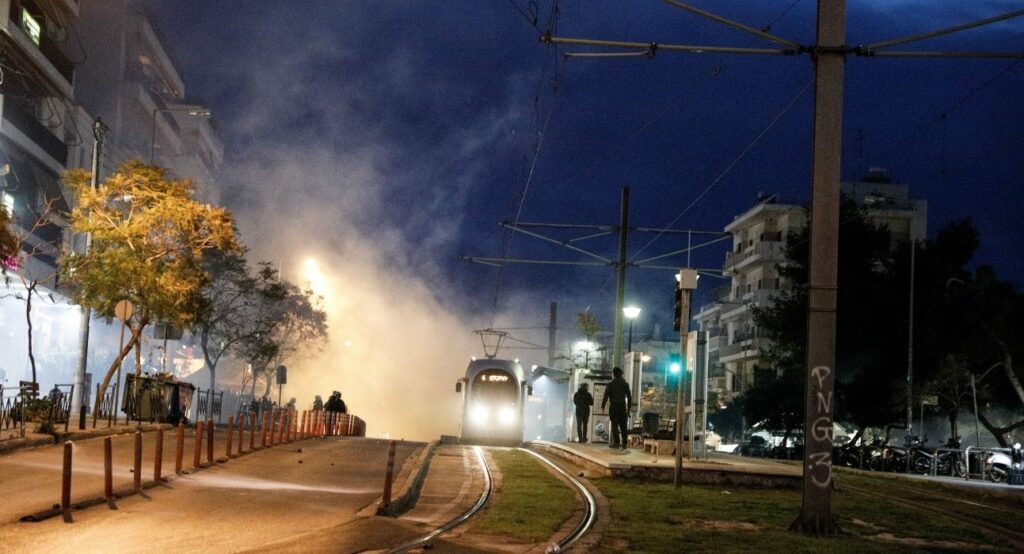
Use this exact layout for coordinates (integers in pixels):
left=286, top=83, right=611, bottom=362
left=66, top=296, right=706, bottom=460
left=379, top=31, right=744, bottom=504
left=21, top=10, right=42, bottom=45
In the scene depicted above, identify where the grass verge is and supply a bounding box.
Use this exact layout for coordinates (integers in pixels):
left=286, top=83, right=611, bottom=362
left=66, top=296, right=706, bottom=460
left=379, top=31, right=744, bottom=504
left=594, top=476, right=1015, bottom=553
left=471, top=449, right=577, bottom=542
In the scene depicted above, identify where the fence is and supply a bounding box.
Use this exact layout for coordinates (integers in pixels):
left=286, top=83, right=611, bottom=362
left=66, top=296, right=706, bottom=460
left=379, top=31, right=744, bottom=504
left=47, top=384, right=75, bottom=433
left=193, top=389, right=224, bottom=424
left=0, top=386, right=27, bottom=439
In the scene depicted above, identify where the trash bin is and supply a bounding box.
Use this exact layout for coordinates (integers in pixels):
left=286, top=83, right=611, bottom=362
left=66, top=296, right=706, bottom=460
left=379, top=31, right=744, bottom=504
left=1009, top=467, right=1024, bottom=486
left=642, top=412, right=660, bottom=436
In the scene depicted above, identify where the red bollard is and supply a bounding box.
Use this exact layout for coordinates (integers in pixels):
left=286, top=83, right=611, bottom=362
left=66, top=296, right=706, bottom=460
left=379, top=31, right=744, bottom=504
left=249, top=413, right=256, bottom=452
left=381, top=440, right=398, bottom=509
left=194, top=420, right=204, bottom=468
left=175, top=423, right=185, bottom=475
left=154, top=427, right=164, bottom=482
left=237, top=413, right=245, bottom=454
left=104, top=437, right=113, bottom=503
left=226, top=415, right=234, bottom=458
left=133, top=431, right=142, bottom=491
left=61, top=441, right=73, bottom=523
left=260, top=411, right=269, bottom=448
left=206, top=419, right=214, bottom=464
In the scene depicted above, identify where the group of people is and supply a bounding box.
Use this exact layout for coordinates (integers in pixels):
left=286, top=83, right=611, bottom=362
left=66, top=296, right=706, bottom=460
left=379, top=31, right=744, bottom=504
left=573, top=366, right=632, bottom=450
left=312, top=390, right=347, bottom=414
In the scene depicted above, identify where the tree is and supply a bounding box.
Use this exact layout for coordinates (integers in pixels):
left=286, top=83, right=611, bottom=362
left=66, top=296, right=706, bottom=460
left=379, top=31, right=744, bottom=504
left=60, top=161, right=238, bottom=417
left=1, top=196, right=66, bottom=386
left=236, top=275, right=327, bottom=399
left=193, top=251, right=285, bottom=414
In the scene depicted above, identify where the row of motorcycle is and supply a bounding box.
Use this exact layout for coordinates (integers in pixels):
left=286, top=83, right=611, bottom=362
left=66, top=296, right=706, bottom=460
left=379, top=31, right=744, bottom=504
left=834, top=436, right=1024, bottom=483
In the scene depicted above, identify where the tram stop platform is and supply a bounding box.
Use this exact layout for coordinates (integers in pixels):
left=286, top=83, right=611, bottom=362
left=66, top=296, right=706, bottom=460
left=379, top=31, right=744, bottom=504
left=526, top=440, right=802, bottom=488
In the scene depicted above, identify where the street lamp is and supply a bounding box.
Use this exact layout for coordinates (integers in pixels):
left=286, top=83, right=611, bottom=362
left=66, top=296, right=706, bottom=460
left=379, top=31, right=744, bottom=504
left=623, top=306, right=641, bottom=353
left=149, top=107, right=212, bottom=163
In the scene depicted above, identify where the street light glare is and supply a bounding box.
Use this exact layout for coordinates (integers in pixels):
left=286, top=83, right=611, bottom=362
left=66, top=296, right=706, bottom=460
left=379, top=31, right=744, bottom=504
left=623, top=306, right=641, bottom=319
left=670, top=362, right=681, bottom=373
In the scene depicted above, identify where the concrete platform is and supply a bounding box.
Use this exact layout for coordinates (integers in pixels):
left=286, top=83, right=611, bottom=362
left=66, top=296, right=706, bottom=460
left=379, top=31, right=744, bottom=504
left=527, top=440, right=802, bottom=488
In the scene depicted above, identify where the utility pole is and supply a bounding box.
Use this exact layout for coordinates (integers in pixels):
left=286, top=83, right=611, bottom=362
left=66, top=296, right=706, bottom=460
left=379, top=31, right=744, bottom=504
left=674, top=269, right=698, bottom=488
left=547, top=301, right=558, bottom=367
left=611, top=187, right=630, bottom=369
left=906, top=240, right=917, bottom=436
left=72, top=118, right=105, bottom=429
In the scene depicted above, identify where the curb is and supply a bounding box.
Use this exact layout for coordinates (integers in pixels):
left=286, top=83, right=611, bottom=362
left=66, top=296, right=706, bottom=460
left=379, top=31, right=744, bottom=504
left=0, top=424, right=174, bottom=457
left=376, top=440, right=439, bottom=517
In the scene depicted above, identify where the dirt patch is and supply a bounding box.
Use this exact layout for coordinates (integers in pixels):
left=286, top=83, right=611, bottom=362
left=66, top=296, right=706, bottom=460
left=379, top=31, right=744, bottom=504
left=848, top=518, right=884, bottom=532
left=667, top=516, right=760, bottom=531
left=869, top=532, right=995, bottom=551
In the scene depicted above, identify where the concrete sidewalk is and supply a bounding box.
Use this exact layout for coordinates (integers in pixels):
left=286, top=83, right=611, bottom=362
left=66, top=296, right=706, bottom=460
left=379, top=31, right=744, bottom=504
left=528, top=440, right=802, bottom=487
left=0, top=421, right=173, bottom=456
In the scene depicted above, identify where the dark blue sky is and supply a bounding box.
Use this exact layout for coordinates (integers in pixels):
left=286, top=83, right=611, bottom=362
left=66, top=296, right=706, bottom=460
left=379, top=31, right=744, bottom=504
left=151, top=1, right=1023, bottom=338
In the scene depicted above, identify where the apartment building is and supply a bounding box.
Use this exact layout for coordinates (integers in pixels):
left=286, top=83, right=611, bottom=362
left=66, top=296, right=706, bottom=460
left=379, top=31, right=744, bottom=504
left=75, top=0, right=222, bottom=202
left=696, top=169, right=926, bottom=403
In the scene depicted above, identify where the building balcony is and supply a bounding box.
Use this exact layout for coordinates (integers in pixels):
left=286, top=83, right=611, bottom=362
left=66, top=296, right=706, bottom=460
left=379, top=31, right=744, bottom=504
left=724, top=240, right=786, bottom=273
left=5, top=3, right=75, bottom=87
left=1, top=99, right=68, bottom=166
left=718, top=337, right=767, bottom=362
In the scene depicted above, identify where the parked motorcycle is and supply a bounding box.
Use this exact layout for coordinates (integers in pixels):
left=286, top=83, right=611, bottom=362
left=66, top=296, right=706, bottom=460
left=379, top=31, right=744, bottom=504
left=912, top=437, right=966, bottom=477
left=986, top=450, right=1012, bottom=483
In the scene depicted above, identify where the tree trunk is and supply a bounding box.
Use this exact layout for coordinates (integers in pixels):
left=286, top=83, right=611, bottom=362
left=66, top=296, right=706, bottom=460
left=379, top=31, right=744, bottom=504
left=93, top=318, right=149, bottom=425
left=999, top=349, right=1024, bottom=409
left=24, top=281, right=36, bottom=385
left=948, top=410, right=958, bottom=441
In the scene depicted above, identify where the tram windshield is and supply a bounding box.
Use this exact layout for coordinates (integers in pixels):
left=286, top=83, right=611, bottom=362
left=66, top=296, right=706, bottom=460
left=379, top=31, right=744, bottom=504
left=472, top=369, right=517, bottom=405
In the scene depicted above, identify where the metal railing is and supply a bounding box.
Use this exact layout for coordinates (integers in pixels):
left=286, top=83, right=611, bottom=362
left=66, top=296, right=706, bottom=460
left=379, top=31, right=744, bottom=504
left=47, top=384, right=75, bottom=433
left=0, top=386, right=27, bottom=439
left=964, top=446, right=1011, bottom=482
left=193, top=389, right=224, bottom=423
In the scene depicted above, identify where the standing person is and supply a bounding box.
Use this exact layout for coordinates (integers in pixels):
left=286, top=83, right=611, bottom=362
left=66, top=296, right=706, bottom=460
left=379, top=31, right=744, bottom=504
left=601, top=367, right=632, bottom=450
left=325, top=391, right=343, bottom=436
left=337, top=392, right=347, bottom=414
left=573, top=383, right=594, bottom=443
left=313, top=395, right=323, bottom=412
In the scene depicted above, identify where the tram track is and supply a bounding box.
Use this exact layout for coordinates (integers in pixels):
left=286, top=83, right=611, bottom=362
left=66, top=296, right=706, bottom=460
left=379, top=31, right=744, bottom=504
left=839, top=480, right=1024, bottom=549
left=386, top=445, right=597, bottom=552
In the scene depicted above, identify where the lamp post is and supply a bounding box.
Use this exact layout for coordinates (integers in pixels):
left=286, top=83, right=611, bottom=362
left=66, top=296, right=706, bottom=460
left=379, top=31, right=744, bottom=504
left=149, top=107, right=212, bottom=164
left=623, top=306, right=641, bottom=353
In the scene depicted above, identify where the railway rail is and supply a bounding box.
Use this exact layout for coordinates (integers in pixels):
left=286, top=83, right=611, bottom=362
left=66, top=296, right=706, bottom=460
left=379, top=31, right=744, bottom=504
left=386, top=445, right=597, bottom=552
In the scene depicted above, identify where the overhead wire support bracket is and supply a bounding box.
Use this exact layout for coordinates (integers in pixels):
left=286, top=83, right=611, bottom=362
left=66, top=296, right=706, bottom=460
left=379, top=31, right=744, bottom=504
left=500, top=221, right=613, bottom=263
left=462, top=256, right=611, bottom=268
left=661, top=0, right=804, bottom=50
left=860, top=8, right=1024, bottom=52
left=542, top=34, right=798, bottom=57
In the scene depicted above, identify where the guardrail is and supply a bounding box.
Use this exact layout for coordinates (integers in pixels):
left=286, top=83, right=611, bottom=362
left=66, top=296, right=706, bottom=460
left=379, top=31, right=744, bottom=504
left=964, top=446, right=1011, bottom=482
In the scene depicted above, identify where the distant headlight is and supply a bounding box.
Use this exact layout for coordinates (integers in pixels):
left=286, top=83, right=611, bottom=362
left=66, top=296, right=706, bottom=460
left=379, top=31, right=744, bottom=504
left=499, top=406, right=516, bottom=425
left=471, top=404, right=489, bottom=425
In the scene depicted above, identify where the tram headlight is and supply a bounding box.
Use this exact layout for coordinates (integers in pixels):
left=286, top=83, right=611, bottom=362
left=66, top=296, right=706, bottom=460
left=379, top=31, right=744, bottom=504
left=499, top=406, right=516, bottom=425
left=470, top=404, right=489, bottom=425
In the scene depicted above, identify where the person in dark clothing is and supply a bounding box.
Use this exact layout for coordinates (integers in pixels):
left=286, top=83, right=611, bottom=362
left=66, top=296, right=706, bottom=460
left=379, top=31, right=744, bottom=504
left=325, top=391, right=343, bottom=412
left=601, top=367, right=632, bottom=449
left=573, top=383, right=594, bottom=443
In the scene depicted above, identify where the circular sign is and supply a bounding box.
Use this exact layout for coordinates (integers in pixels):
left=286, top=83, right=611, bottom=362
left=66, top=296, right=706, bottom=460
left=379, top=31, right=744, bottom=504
left=114, top=300, right=134, bottom=323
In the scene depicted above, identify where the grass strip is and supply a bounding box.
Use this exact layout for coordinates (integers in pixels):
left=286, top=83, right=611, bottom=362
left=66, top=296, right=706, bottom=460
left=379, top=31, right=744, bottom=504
left=471, top=449, right=577, bottom=542
left=594, top=477, right=1013, bottom=553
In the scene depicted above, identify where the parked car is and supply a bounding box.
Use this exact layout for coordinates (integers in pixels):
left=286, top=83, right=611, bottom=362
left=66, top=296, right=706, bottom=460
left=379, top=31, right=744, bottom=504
left=739, top=435, right=769, bottom=457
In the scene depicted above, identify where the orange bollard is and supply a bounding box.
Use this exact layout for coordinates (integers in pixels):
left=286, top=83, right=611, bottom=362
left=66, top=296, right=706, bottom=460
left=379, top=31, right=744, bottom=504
left=194, top=420, right=204, bottom=468
left=301, top=410, right=307, bottom=440
left=104, top=437, right=113, bottom=502
left=154, top=427, right=164, bottom=482
left=260, top=411, right=269, bottom=448
left=206, top=419, right=214, bottom=464
left=226, top=415, right=234, bottom=457
left=133, top=431, right=142, bottom=491
left=237, top=413, right=245, bottom=454
left=249, top=413, right=256, bottom=451
left=61, top=441, right=73, bottom=523
left=381, top=440, right=398, bottom=509
left=175, top=422, right=185, bottom=474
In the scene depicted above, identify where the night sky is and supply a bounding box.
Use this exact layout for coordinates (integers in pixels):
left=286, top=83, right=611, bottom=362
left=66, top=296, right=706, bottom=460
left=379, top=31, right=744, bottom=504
left=150, top=1, right=1023, bottom=343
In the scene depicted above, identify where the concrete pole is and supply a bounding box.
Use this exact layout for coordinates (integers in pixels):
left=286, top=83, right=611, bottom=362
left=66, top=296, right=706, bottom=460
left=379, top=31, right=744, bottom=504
left=792, top=0, right=845, bottom=535
left=72, top=119, right=104, bottom=427
left=906, top=240, right=916, bottom=434
left=547, top=302, right=558, bottom=367
left=674, top=278, right=691, bottom=489
left=611, top=187, right=630, bottom=369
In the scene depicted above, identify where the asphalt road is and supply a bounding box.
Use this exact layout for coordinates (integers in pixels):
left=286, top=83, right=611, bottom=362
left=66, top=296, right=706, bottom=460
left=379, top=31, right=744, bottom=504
left=0, top=434, right=421, bottom=553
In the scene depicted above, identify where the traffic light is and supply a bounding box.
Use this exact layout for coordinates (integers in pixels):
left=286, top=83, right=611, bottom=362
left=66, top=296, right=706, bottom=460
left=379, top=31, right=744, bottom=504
left=667, top=353, right=684, bottom=374
left=673, top=286, right=682, bottom=332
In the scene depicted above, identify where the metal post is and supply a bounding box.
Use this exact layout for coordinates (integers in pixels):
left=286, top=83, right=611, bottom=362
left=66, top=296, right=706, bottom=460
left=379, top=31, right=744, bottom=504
left=548, top=301, right=558, bottom=367
left=206, top=419, right=214, bottom=463
left=133, top=431, right=142, bottom=491
left=175, top=422, right=184, bottom=475
left=249, top=413, right=256, bottom=451
left=674, top=273, right=692, bottom=489
left=382, top=440, right=398, bottom=509
left=73, top=119, right=105, bottom=429
left=61, top=441, right=73, bottom=523
left=226, top=415, right=234, bottom=457
left=104, top=437, right=113, bottom=503
left=971, top=374, right=981, bottom=447
left=792, top=0, right=845, bottom=535
left=194, top=420, right=204, bottom=469
left=907, top=240, right=916, bottom=435
left=154, top=427, right=164, bottom=482
left=611, top=187, right=630, bottom=369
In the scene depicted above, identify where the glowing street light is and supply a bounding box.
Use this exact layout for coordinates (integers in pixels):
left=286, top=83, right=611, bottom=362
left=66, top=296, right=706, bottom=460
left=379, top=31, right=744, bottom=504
left=623, top=306, right=641, bottom=353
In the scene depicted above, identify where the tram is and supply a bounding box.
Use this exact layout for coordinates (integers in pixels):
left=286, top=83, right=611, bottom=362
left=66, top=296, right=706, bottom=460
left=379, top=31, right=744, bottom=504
left=456, top=358, right=528, bottom=446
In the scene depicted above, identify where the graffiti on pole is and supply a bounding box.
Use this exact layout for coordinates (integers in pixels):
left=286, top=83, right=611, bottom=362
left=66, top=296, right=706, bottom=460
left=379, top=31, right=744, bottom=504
left=808, top=365, right=833, bottom=489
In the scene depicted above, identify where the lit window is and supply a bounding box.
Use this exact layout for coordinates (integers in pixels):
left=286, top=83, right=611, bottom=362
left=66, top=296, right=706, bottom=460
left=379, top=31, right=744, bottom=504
left=22, top=11, right=42, bottom=45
